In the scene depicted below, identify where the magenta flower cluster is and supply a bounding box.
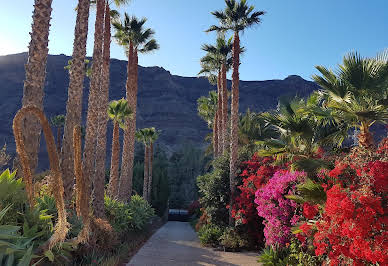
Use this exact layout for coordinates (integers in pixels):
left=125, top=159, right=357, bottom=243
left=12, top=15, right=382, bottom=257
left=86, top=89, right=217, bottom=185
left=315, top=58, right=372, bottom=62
left=254, top=170, right=304, bottom=247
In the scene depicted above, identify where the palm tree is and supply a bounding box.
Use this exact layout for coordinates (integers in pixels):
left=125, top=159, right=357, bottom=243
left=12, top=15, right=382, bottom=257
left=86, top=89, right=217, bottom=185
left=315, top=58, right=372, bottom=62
left=135, top=128, right=152, bottom=202
left=312, top=52, right=388, bottom=148
left=61, top=0, right=91, bottom=202
left=107, top=99, right=132, bottom=199
left=93, top=0, right=128, bottom=218
left=197, top=91, right=218, bottom=155
left=207, top=0, right=265, bottom=225
left=200, top=35, right=233, bottom=155
left=113, top=13, right=159, bottom=201
left=50, top=114, right=65, bottom=153
left=147, top=128, right=159, bottom=203
left=21, top=0, right=54, bottom=174
left=82, top=0, right=106, bottom=209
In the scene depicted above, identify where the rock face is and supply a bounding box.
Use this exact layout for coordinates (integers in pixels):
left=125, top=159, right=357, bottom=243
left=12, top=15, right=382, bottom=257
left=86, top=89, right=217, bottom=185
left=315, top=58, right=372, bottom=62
left=0, top=53, right=319, bottom=170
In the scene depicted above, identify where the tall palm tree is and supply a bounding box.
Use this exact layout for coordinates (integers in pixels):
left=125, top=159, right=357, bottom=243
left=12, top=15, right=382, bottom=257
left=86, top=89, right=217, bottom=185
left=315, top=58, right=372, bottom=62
left=50, top=114, right=65, bottom=153
left=93, top=0, right=128, bottom=218
left=61, top=0, right=91, bottom=202
left=113, top=13, right=159, bottom=202
left=313, top=52, right=388, bottom=148
left=107, top=99, right=132, bottom=199
left=207, top=0, right=265, bottom=225
left=197, top=91, right=218, bottom=155
left=147, top=128, right=159, bottom=203
left=200, top=35, right=233, bottom=155
left=135, top=128, right=152, bottom=202
left=21, top=0, right=53, bottom=174
left=82, top=0, right=106, bottom=209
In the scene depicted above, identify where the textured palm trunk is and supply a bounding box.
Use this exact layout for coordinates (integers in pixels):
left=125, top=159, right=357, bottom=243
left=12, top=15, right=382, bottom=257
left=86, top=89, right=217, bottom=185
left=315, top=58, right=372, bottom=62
left=118, top=47, right=138, bottom=202
left=61, top=0, right=90, bottom=202
left=229, top=32, right=240, bottom=226
left=143, top=145, right=149, bottom=201
left=82, top=0, right=105, bottom=207
left=93, top=3, right=111, bottom=218
left=21, top=0, right=53, bottom=174
left=147, top=142, right=153, bottom=203
left=221, top=63, right=228, bottom=154
left=108, top=121, right=120, bottom=198
left=217, top=71, right=223, bottom=155
left=213, top=110, right=219, bottom=157
left=56, top=127, right=61, bottom=153
left=359, top=121, right=374, bottom=149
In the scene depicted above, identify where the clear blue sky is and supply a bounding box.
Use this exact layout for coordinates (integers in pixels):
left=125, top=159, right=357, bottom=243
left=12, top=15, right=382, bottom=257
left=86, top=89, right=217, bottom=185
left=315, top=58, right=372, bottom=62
left=0, top=0, right=387, bottom=81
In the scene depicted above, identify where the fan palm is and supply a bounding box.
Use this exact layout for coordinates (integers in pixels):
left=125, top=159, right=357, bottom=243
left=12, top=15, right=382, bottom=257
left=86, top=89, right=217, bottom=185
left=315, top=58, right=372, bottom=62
left=113, top=13, right=159, bottom=202
left=135, top=128, right=152, bottom=202
left=107, top=99, right=132, bottom=199
left=312, top=51, right=388, bottom=148
left=206, top=0, right=265, bottom=225
left=61, top=0, right=91, bottom=202
left=21, top=0, right=53, bottom=174
left=50, top=114, right=65, bottom=153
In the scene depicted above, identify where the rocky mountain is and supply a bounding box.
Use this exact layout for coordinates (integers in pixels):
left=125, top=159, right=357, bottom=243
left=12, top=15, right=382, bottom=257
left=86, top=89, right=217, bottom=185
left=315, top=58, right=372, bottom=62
left=0, top=53, right=319, bottom=170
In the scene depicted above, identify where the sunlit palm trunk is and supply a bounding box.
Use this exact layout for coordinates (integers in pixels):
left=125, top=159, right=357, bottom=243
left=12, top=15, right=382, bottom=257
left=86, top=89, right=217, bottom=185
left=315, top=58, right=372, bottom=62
left=21, top=0, right=53, bottom=173
left=147, top=142, right=153, bottom=203
left=93, top=3, right=111, bottom=217
left=221, top=63, right=228, bottom=154
left=217, top=71, right=223, bottom=155
left=359, top=121, right=374, bottom=148
left=108, top=121, right=120, bottom=198
left=229, top=32, right=240, bottom=226
left=82, top=0, right=105, bottom=206
left=143, top=145, right=149, bottom=201
left=61, top=0, right=90, bottom=202
left=118, top=43, right=135, bottom=201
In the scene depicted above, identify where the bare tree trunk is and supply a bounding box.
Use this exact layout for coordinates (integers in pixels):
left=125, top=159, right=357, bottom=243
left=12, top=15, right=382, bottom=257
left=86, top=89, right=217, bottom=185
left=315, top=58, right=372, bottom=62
left=21, top=0, right=53, bottom=174
left=221, top=63, right=228, bottom=154
left=61, top=0, right=90, bottom=202
left=217, top=71, right=223, bottom=155
left=143, top=145, right=149, bottom=201
left=82, top=0, right=105, bottom=209
left=56, top=127, right=61, bottom=153
left=108, top=121, right=120, bottom=198
left=229, top=31, right=240, bottom=226
left=93, top=2, right=111, bottom=218
left=148, top=142, right=153, bottom=203
left=359, top=121, right=374, bottom=149
left=119, top=48, right=138, bottom=202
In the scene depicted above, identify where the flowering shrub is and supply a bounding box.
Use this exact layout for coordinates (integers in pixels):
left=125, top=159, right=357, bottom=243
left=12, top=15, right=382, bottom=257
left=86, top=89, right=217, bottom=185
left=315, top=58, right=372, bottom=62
left=255, top=170, right=305, bottom=247
left=231, top=155, right=280, bottom=245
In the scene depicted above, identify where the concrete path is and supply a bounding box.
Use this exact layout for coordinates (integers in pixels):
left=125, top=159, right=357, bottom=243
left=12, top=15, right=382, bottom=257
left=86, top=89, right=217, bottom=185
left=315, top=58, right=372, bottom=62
left=127, top=221, right=259, bottom=266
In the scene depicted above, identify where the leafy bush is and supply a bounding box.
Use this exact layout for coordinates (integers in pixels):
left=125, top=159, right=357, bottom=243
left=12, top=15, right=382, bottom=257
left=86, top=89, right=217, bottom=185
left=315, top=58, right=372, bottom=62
left=198, top=224, right=223, bottom=247
left=219, top=227, right=249, bottom=251
left=257, top=246, right=290, bottom=266
left=127, top=195, right=155, bottom=230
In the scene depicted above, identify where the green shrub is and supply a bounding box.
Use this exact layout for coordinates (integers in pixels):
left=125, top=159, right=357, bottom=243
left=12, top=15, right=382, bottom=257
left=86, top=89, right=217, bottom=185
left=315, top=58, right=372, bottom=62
left=127, top=195, right=155, bottom=230
left=257, top=246, right=290, bottom=266
left=286, top=238, right=323, bottom=266
left=219, top=227, right=249, bottom=251
left=198, top=224, right=223, bottom=247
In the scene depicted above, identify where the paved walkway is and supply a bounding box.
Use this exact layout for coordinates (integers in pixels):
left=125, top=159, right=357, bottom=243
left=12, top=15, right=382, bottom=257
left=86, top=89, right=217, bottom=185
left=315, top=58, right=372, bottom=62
left=127, top=221, right=259, bottom=266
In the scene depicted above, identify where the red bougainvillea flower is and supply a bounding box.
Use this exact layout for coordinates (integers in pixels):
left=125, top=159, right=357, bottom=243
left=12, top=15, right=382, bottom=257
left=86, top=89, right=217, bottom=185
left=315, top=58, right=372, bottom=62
left=302, top=202, right=319, bottom=219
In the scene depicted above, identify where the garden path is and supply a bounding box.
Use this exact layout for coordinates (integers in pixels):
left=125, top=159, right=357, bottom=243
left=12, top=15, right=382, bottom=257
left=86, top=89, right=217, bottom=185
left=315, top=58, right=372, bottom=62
left=127, top=221, right=259, bottom=266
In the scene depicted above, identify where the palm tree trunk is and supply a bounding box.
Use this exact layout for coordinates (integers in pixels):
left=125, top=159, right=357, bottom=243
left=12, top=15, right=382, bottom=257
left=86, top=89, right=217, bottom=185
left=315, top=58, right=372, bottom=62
left=213, top=111, right=219, bottom=157
left=147, top=142, right=153, bottom=203
left=93, top=2, right=111, bottom=218
left=21, top=0, right=53, bottom=174
left=229, top=31, right=240, bottom=226
left=217, top=71, right=223, bottom=155
left=221, top=63, right=228, bottom=154
left=118, top=47, right=137, bottom=202
left=143, top=145, right=149, bottom=201
left=82, top=0, right=105, bottom=207
left=108, top=121, right=120, bottom=198
left=359, top=121, right=374, bottom=148
left=56, top=127, right=61, bottom=153
left=61, top=0, right=90, bottom=202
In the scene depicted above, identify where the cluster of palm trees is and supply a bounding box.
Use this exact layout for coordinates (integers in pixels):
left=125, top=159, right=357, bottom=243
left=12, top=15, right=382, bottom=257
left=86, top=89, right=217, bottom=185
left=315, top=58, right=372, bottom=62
left=16, top=0, right=159, bottom=242
left=201, top=0, right=265, bottom=225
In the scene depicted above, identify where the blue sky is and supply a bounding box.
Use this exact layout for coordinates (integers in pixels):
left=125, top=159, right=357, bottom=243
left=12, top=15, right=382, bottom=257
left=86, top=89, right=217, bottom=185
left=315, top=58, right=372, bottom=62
left=0, top=0, right=387, bottom=81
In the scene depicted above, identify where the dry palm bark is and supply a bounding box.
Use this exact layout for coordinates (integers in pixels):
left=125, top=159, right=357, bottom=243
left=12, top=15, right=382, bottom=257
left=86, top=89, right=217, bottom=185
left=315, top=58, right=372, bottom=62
left=21, top=0, right=53, bottom=173
left=213, top=110, right=219, bottom=157
left=217, top=71, right=223, bottom=155
left=61, top=0, right=90, bottom=202
left=229, top=32, right=240, bottom=226
left=82, top=0, right=105, bottom=207
left=108, top=121, right=120, bottom=198
left=93, top=2, right=111, bottom=218
left=221, top=63, right=228, bottom=154
left=147, top=142, right=153, bottom=202
left=143, top=145, right=149, bottom=201
left=118, top=46, right=137, bottom=201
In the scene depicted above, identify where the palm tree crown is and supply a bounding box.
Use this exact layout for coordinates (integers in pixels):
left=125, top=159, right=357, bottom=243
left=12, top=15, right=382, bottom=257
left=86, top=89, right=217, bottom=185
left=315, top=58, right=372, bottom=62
left=108, top=98, right=133, bottom=127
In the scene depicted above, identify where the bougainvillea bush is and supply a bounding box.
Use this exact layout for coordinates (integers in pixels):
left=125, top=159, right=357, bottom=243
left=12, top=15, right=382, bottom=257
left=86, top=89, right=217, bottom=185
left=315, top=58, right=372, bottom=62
left=255, top=170, right=305, bottom=247
left=231, top=155, right=280, bottom=246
